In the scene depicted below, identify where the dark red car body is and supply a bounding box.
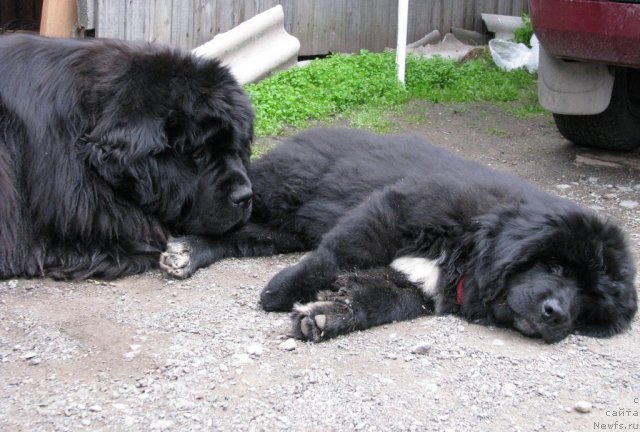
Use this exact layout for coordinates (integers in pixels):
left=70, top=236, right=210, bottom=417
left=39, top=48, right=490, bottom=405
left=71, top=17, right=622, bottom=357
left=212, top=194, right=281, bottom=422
left=530, top=0, right=640, bottom=68
left=529, top=0, right=640, bottom=150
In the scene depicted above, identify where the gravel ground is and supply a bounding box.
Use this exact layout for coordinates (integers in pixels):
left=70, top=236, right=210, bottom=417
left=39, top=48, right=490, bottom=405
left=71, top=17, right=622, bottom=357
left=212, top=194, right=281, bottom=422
left=1, top=102, right=639, bottom=432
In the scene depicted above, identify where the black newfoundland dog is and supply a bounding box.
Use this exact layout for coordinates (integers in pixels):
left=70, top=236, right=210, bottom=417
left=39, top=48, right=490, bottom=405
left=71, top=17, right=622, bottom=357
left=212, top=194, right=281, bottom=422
left=162, top=128, right=637, bottom=343
left=0, top=34, right=253, bottom=280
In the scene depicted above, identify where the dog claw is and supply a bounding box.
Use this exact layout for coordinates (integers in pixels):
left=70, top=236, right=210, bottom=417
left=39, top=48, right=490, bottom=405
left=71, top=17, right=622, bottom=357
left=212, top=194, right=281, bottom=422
left=314, top=314, right=326, bottom=330
left=300, top=317, right=311, bottom=337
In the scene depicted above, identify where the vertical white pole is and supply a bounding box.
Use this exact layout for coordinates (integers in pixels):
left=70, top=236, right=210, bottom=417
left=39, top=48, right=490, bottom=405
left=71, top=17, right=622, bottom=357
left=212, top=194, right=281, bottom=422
left=396, top=0, right=409, bottom=84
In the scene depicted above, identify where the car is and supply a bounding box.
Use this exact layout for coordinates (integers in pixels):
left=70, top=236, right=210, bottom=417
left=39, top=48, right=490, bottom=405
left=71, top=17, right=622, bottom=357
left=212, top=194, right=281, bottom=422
left=529, top=0, right=640, bottom=151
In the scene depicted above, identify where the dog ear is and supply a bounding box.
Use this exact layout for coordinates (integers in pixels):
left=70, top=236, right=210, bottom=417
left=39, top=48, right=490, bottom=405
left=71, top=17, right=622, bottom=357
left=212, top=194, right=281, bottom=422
left=80, top=116, right=167, bottom=183
left=196, top=88, right=254, bottom=157
left=471, top=204, right=547, bottom=303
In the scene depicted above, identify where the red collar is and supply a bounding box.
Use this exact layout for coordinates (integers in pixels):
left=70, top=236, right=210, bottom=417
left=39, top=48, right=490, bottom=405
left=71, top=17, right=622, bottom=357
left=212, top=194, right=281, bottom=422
left=456, top=276, right=465, bottom=305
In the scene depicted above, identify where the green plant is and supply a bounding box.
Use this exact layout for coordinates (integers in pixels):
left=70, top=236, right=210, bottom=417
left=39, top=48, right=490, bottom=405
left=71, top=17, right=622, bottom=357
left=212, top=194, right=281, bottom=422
left=245, top=50, right=539, bottom=137
left=245, top=51, right=407, bottom=136
left=406, top=54, right=535, bottom=102
left=514, top=13, right=534, bottom=47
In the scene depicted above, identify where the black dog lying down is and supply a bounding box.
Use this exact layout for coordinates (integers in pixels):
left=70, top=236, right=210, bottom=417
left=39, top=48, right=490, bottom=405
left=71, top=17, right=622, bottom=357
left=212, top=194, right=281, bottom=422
left=162, top=128, right=637, bottom=343
left=0, top=34, right=253, bottom=280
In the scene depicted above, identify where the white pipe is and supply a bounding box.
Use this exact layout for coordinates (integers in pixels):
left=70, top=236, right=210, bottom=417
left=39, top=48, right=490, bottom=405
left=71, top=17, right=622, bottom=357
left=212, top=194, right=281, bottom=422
left=396, top=0, right=409, bottom=84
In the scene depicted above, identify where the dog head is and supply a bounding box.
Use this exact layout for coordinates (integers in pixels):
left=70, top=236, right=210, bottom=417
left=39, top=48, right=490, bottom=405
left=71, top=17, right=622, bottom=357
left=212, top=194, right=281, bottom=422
left=79, top=43, right=254, bottom=235
left=472, top=202, right=637, bottom=343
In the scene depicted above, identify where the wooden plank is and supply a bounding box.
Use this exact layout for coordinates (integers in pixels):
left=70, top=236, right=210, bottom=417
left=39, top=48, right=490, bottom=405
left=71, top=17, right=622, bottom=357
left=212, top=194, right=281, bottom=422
left=383, top=0, right=397, bottom=50
left=278, top=0, right=295, bottom=35
left=359, top=0, right=390, bottom=52
left=97, top=0, right=125, bottom=39
left=40, top=0, right=77, bottom=37
left=193, top=0, right=215, bottom=47
left=440, top=0, right=453, bottom=34
left=427, top=0, right=443, bottom=38
left=452, top=0, right=476, bottom=31
left=497, top=0, right=514, bottom=15
left=409, top=0, right=422, bottom=43
left=290, top=0, right=315, bottom=55
left=151, top=0, right=172, bottom=44
left=330, top=0, right=346, bottom=52
left=344, top=0, right=362, bottom=54
left=213, top=0, right=233, bottom=34
left=144, top=0, right=154, bottom=42
left=312, top=0, right=332, bottom=54
left=512, top=0, right=529, bottom=16
left=125, top=0, right=150, bottom=42
left=171, top=0, right=193, bottom=46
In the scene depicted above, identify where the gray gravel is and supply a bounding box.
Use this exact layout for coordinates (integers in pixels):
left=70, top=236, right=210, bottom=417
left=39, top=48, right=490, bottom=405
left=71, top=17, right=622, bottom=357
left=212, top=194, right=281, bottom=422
left=1, top=102, right=639, bottom=431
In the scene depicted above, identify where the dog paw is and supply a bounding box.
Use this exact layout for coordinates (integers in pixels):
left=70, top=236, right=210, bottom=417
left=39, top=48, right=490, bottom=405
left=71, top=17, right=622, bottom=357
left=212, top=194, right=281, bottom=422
left=159, top=238, right=195, bottom=279
left=260, top=265, right=304, bottom=311
left=291, top=297, right=354, bottom=342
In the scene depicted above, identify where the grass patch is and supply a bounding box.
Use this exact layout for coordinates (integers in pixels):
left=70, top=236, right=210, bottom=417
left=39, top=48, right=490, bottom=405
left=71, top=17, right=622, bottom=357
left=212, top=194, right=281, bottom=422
left=406, top=53, right=536, bottom=103
left=245, top=51, right=405, bottom=136
left=245, top=50, right=539, bottom=137
left=341, top=105, right=403, bottom=133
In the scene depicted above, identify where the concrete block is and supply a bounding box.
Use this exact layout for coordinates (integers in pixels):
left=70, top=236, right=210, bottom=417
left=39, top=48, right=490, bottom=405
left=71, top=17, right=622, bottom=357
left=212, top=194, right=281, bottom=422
left=407, top=30, right=441, bottom=49
left=193, top=5, right=300, bottom=84
left=408, top=33, right=475, bottom=61
left=451, top=27, right=489, bottom=46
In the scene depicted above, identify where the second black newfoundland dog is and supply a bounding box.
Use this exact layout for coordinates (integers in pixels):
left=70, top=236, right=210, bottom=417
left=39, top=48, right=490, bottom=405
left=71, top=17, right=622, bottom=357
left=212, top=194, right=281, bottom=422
left=163, top=128, right=637, bottom=343
left=0, top=34, right=253, bottom=280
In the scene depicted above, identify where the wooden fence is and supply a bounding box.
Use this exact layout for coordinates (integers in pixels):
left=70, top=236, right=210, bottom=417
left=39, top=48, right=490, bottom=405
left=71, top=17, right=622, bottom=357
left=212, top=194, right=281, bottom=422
left=95, top=0, right=529, bottom=56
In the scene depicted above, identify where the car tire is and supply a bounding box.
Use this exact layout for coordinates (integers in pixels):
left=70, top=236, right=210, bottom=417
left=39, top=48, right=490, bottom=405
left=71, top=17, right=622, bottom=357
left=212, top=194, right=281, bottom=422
left=553, top=67, right=640, bottom=151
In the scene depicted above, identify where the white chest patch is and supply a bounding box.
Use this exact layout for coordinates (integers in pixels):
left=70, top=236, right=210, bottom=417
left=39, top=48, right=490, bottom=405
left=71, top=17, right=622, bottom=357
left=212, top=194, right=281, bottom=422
left=390, top=256, right=441, bottom=298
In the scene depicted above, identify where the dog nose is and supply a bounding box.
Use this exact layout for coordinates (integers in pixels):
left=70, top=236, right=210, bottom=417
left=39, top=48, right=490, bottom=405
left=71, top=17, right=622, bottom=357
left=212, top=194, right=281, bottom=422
left=230, top=187, right=252, bottom=208
left=541, top=298, right=566, bottom=325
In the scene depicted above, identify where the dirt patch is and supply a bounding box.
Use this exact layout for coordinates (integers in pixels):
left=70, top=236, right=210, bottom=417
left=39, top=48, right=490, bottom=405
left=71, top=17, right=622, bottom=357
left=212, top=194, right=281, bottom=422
left=1, top=102, right=639, bottom=431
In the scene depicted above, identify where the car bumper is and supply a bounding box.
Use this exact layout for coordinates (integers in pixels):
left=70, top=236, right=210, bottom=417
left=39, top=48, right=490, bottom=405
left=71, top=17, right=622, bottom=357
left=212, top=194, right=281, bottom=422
left=529, top=0, right=640, bottom=68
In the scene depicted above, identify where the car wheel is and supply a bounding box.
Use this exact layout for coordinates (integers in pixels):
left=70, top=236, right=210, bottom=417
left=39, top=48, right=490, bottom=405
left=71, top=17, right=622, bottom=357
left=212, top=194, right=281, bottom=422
left=553, top=67, right=640, bottom=151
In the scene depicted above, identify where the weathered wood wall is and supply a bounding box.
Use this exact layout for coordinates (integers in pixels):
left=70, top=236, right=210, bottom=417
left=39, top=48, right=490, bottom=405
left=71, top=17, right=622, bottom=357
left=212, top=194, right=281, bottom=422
left=96, top=0, right=529, bottom=55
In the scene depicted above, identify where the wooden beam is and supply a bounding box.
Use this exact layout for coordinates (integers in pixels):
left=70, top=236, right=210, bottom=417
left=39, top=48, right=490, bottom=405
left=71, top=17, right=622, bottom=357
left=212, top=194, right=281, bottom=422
left=40, top=0, right=77, bottom=37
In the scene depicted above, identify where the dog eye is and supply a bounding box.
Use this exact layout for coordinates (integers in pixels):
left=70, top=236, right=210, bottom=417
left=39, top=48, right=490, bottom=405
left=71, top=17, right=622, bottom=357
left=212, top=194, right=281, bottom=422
left=192, top=148, right=206, bottom=161
left=546, top=262, right=564, bottom=276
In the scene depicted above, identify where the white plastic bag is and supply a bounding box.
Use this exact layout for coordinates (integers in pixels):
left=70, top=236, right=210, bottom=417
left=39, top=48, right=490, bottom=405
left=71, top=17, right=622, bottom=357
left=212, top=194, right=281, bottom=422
left=489, top=34, right=539, bottom=73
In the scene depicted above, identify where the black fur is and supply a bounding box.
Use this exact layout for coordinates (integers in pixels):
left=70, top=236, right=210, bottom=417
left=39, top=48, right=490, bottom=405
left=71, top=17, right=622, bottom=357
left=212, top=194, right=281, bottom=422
left=0, top=34, right=253, bottom=280
left=163, top=128, right=637, bottom=343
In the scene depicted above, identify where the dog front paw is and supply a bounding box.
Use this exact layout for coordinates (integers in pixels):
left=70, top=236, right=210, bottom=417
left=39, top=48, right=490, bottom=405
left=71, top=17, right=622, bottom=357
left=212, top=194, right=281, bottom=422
left=160, top=238, right=195, bottom=279
left=291, top=294, right=356, bottom=342
left=260, top=265, right=301, bottom=311
left=261, top=254, right=338, bottom=312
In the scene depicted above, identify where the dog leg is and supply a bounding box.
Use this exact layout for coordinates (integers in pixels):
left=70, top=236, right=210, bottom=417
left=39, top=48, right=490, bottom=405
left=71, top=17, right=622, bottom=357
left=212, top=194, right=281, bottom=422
left=261, top=186, right=412, bottom=311
left=291, top=267, right=433, bottom=342
left=160, top=224, right=306, bottom=278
